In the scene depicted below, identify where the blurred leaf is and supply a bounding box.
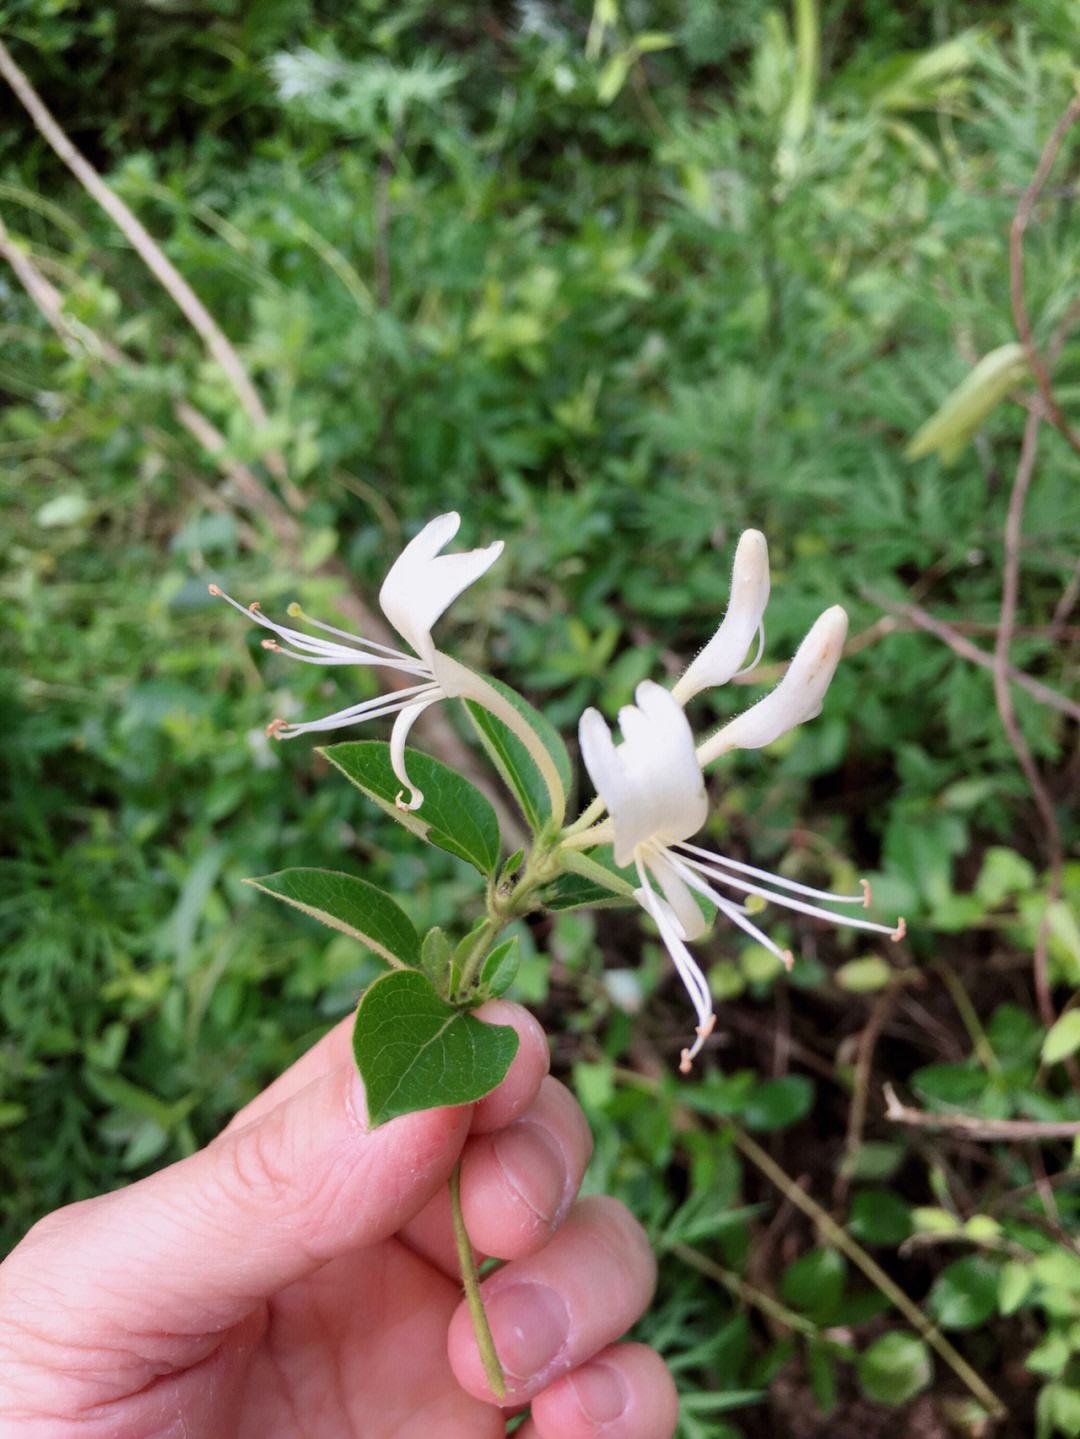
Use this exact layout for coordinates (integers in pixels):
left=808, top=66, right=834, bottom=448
left=742, top=1076, right=814, bottom=1131
left=856, top=1332, right=932, bottom=1406
left=927, top=1256, right=1001, bottom=1329
left=906, top=344, right=1029, bottom=465
left=1042, top=1012, right=1080, bottom=1066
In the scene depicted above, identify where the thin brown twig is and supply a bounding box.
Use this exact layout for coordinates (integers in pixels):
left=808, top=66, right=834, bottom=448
left=1009, top=93, right=1080, bottom=459
left=1050, top=557, right=1080, bottom=637
left=0, top=38, right=298, bottom=499
left=884, top=1085, right=1080, bottom=1142
left=991, top=406, right=1063, bottom=1029
left=835, top=982, right=901, bottom=1206
left=863, top=593, right=1080, bottom=724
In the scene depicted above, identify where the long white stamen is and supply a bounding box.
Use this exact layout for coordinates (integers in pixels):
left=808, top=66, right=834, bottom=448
left=271, top=685, right=442, bottom=739
left=635, top=859, right=712, bottom=1012
left=669, top=855, right=794, bottom=969
left=635, top=858, right=716, bottom=1073
left=285, top=603, right=421, bottom=661
left=674, top=849, right=903, bottom=941
left=674, top=841, right=868, bottom=906
left=210, top=586, right=429, bottom=675
left=261, top=639, right=428, bottom=674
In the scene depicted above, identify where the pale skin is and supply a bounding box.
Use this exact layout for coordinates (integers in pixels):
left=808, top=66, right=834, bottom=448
left=0, top=1002, right=678, bottom=1439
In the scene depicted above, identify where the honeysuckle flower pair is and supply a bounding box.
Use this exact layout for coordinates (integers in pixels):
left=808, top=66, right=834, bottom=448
left=215, top=512, right=904, bottom=1073
left=209, top=512, right=564, bottom=817
left=577, top=530, right=903, bottom=1072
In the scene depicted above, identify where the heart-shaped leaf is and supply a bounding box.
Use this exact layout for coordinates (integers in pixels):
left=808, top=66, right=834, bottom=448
left=247, top=868, right=420, bottom=968
left=353, top=969, right=520, bottom=1125
left=465, top=676, right=572, bottom=832
left=321, top=740, right=500, bottom=875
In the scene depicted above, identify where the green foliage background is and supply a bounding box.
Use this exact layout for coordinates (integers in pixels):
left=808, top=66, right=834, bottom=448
left=2, top=1, right=1079, bottom=1433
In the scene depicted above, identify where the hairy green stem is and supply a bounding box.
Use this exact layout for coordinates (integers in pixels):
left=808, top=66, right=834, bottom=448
left=449, top=1161, right=505, bottom=1400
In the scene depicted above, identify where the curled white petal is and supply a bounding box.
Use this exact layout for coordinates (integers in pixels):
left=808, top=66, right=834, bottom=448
left=379, top=511, right=504, bottom=669
left=579, top=681, right=707, bottom=867
left=697, top=605, right=848, bottom=765
left=389, top=695, right=442, bottom=811
left=673, top=530, right=771, bottom=704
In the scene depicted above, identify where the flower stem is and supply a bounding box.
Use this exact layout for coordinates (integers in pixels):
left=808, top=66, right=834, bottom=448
left=449, top=1160, right=506, bottom=1401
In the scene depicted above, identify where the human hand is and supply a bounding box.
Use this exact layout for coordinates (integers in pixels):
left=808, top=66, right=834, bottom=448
left=0, top=1002, right=677, bottom=1438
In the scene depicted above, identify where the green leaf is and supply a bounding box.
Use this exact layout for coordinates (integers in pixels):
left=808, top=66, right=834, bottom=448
left=321, top=741, right=500, bottom=875
left=742, top=1075, right=814, bottom=1132
left=247, top=868, right=420, bottom=968
left=905, top=343, right=1029, bottom=466
left=420, top=927, right=453, bottom=990
left=927, top=1256, right=1000, bottom=1329
left=835, top=956, right=892, bottom=993
left=998, top=1260, right=1033, bottom=1316
left=975, top=846, right=1036, bottom=908
left=856, top=1332, right=932, bottom=1406
left=464, top=676, right=572, bottom=831
left=479, top=937, right=520, bottom=998
left=848, top=1189, right=913, bottom=1247
left=353, top=970, right=520, bottom=1126
left=780, top=1248, right=846, bottom=1322
left=1043, top=1012, right=1080, bottom=1066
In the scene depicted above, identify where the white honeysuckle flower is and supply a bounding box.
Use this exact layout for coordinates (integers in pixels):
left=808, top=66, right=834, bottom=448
left=579, top=681, right=903, bottom=1074
left=210, top=512, right=516, bottom=813
left=672, top=529, right=771, bottom=705
left=696, top=604, right=848, bottom=766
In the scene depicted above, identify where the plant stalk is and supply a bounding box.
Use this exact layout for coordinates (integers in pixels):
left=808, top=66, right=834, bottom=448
left=449, top=1161, right=506, bottom=1401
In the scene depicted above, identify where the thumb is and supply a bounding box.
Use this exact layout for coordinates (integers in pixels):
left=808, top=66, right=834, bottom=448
left=14, top=1059, right=469, bottom=1342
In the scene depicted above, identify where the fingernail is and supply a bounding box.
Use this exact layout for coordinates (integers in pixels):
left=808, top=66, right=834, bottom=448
left=493, top=1121, right=567, bottom=1228
left=488, top=1282, right=569, bottom=1379
left=570, top=1362, right=629, bottom=1423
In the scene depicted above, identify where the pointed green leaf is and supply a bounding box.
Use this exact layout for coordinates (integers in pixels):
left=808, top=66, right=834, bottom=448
left=905, top=343, right=1028, bottom=466
left=353, top=969, right=520, bottom=1125
left=479, top=937, right=520, bottom=998
left=246, top=868, right=420, bottom=968
left=856, top=1332, right=932, bottom=1406
left=320, top=740, right=500, bottom=875
left=1042, top=1011, right=1080, bottom=1066
left=464, top=677, right=572, bottom=831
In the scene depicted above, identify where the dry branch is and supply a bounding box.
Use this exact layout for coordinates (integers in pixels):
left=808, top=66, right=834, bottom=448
left=884, top=1084, right=1080, bottom=1142
left=1009, top=94, right=1080, bottom=459
left=0, top=39, right=296, bottom=496
left=0, top=217, right=522, bottom=840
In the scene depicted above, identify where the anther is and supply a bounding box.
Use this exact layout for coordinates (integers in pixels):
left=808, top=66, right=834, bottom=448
left=207, top=584, right=222, bottom=596
left=261, top=639, right=281, bottom=651
left=860, top=878, right=873, bottom=908
left=891, top=917, right=907, bottom=942
left=679, top=1049, right=693, bottom=1075
left=266, top=718, right=288, bottom=739
left=782, top=949, right=795, bottom=970
left=696, top=1014, right=717, bottom=1042
left=248, top=601, right=261, bottom=612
